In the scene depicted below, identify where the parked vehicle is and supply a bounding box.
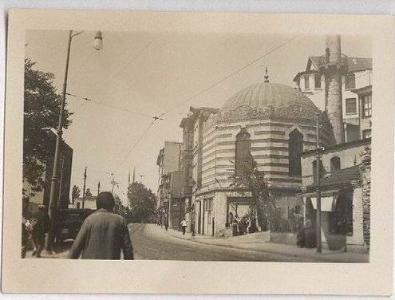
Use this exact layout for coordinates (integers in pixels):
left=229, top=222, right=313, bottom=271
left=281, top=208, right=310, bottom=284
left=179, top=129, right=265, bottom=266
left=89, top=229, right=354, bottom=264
left=56, top=208, right=94, bottom=243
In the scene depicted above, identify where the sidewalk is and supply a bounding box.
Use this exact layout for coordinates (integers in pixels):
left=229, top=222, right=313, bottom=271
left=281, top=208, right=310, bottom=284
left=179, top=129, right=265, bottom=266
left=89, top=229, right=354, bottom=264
left=24, top=242, right=71, bottom=259
left=163, top=227, right=369, bottom=263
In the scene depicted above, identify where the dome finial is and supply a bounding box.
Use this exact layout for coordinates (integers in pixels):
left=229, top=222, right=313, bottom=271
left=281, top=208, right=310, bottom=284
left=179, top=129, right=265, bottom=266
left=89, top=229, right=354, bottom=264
left=264, top=67, right=269, bottom=83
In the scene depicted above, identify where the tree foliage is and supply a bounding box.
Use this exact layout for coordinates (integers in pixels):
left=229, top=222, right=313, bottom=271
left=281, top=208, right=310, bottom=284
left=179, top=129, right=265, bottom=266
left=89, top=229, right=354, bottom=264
left=23, top=58, right=72, bottom=196
left=127, top=182, right=156, bottom=223
left=230, top=157, right=276, bottom=231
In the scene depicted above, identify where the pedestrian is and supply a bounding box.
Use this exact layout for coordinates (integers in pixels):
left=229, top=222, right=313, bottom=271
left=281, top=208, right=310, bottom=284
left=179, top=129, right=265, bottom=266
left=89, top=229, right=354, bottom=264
left=232, top=218, right=239, bottom=236
left=31, top=205, right=48, bottom=258
left=21, top=217, right=30, bottom=258
left=68, top=192, right=134, bottom=260
left=228, top=212, right=234, bottom=227
left=164, top=213, right=169, bottom=231
left=180, top=218, right=187, bottom=235
left=303, top=219, right=316, bottom=248
left=296, top=222, right=305, bottom=248
left=21, top=196, right=31, bottom=258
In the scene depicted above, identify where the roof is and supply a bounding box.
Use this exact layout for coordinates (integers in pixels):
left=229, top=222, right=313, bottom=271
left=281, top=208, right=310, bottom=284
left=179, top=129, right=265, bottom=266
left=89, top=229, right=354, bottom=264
left=294, top=55, right=372, bottom=81
left=310, top=55, right=371, bottom=72
left=219, top=81, right=320, bottom=122
left=306, top=165, right=361, bottom=191
left=179, top=107, right=219, bottom=128
left=351, top=85, right=372, bottom=95
left=302, top=137, right=371, bottom=157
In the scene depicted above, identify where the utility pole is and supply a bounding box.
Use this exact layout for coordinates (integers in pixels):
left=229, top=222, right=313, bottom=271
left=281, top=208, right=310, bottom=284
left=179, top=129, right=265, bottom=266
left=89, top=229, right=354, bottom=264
left=46, top=31, right=103, bottom=253
left=82, top=167, right=87, bottom=209
left=110, top=177, right=118, bottom=194
left=315, top=113, right=322, bottom=253
left=57, top=157, right=65, bottom=207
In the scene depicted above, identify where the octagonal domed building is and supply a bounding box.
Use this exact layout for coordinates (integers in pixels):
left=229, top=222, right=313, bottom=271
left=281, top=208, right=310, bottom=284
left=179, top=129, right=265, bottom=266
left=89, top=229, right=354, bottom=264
left=180, top=78, right=334, bottom=237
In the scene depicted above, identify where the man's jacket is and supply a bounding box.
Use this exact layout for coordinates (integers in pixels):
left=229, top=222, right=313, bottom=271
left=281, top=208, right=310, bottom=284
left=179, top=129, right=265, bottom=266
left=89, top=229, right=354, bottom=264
left=68, top=209, right=134, bottom=260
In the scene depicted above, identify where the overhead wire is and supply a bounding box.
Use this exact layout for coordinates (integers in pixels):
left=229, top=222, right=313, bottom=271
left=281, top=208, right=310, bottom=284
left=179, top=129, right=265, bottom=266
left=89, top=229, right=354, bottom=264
left=161, top=36, right=299, bottom=117
left=118, top=36, right=300, bottom=167
left=119, top=119, right=158, bottom=165
left=66, top=92, right=153, bottom=119
left=70, top=36, right=300, bottom=175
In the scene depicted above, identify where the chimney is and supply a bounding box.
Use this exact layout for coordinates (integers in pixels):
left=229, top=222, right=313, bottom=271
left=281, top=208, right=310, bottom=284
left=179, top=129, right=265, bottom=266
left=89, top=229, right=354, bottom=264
left=324, top=35, right=345, bottom=144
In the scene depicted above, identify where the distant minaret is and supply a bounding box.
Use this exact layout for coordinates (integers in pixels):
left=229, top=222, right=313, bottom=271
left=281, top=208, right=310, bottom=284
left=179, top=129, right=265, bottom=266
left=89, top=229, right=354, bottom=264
left=324, top=35, right=345, bottom=144
left=128, top=169, right=131, bottom=186
left=132, top=167, right=136, bottom=183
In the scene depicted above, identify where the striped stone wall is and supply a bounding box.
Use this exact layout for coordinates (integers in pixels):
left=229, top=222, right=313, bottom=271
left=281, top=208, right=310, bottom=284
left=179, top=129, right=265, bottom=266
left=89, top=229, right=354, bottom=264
left=198, top=119, right=322, bottom=192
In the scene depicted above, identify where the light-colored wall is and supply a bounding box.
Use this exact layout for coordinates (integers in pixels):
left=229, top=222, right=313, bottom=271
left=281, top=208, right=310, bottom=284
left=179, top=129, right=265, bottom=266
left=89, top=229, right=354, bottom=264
left=163, top=141, right=182, bottom=174
left=72, top=199, right=96, bottom=210
left=298, top=73, right=325, bottom=111
left=296, top=69, right=372, bottom=113
left=301, top=141, right=369, bottom=187
left=296, top=69, right=372, bottom=143
left=348, top=187, right=364, bottom=245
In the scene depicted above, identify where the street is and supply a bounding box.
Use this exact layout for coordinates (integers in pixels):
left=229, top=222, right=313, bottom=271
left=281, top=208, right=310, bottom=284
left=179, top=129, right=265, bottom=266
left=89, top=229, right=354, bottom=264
left=130, top=223, right=315, bottom=262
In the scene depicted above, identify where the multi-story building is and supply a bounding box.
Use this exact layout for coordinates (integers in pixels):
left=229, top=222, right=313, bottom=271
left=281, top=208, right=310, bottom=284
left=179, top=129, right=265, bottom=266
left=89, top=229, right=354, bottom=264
left=298, top=36, right=371, bottom=252
left=293, top=54, right=372, bottom=142
left=156, top=141, right=183, bottom=229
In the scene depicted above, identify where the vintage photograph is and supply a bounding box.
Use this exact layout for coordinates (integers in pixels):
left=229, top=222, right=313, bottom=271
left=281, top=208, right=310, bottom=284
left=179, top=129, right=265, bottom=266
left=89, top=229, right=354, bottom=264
left=22, top=30, right=372, bottom=262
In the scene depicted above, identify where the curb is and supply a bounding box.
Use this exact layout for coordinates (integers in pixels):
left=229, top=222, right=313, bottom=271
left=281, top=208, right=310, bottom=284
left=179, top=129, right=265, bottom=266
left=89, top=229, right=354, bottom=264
left=163, top=228, right=369, bottom=263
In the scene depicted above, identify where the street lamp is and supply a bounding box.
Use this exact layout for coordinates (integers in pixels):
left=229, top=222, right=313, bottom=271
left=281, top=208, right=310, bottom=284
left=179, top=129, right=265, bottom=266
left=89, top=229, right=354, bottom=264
left=46, top=30, right=103, bottom=253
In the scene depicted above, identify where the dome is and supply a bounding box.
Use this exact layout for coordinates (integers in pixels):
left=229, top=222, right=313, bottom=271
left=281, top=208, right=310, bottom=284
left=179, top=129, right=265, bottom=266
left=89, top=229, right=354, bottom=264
left=218, top=82, right=320, bottom=123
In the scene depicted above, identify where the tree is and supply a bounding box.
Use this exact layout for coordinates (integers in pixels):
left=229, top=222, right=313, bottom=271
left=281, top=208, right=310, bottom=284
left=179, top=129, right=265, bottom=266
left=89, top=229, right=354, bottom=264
left=85, top=188, right=92, bottom=197
left=71, top=185, right=80, bottom=203
left=230, top=157, right=275, bottom=231
left=23, top=58, right=72, bottom=196
left=127, top=182, right=156, bottom=223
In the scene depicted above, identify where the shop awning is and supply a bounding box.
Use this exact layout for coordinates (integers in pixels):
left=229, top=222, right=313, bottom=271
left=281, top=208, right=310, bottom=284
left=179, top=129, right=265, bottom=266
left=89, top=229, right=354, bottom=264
left=310, top=196, right=335, bottom=212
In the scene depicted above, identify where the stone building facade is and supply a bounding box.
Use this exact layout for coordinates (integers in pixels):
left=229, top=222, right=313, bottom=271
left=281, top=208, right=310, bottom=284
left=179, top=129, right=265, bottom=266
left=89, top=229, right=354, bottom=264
left=180, top=79, right=333, bottom=237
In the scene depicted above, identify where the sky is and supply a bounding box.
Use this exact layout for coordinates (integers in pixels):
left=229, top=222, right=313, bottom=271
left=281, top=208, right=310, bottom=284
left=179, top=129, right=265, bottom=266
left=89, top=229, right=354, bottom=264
left=25, top=31, right=371, bottom=205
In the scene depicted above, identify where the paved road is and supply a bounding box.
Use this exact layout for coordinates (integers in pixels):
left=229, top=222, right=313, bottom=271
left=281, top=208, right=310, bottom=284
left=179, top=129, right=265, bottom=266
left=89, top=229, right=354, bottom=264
left=129, top=223, right=309, bottom=261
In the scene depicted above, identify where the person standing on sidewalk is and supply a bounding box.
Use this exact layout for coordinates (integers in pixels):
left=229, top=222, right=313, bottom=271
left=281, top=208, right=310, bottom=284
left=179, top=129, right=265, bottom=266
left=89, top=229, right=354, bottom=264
left=180, top=219, right=187, bottom=235
left=31, top=205, right=49, bottom=258
left=68, top=192, right=134, bottom=260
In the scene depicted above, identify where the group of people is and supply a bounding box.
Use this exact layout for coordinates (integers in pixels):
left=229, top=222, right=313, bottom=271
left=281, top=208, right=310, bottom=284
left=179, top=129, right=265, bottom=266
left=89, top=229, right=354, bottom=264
left=229, top=212, right=258, bottom=236
left=22, top=204, right=49, bottom=258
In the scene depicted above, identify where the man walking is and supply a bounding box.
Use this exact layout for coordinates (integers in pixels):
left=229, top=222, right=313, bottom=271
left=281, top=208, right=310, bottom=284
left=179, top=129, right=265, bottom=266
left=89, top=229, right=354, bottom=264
left=68, top=192, right=134, bottom=260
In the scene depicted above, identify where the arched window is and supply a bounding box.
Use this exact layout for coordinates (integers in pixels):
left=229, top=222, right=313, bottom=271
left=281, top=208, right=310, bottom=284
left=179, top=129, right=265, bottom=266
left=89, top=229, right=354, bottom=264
left=330, top=156, right=341, bottom=173
left=235, top=128, right=253, bottom=177
left=288, top=129, right=303, bottom=176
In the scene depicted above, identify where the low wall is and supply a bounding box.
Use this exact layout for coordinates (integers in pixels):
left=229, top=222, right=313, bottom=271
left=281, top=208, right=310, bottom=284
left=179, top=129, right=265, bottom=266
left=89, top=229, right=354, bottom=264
left=270, top=232, right=297, bottom=245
